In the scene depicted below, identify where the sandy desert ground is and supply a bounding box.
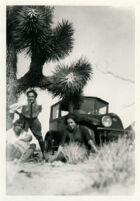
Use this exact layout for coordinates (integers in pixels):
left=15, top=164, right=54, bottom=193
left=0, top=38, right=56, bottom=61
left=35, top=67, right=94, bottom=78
left=6, top=154, right=134, bottom=196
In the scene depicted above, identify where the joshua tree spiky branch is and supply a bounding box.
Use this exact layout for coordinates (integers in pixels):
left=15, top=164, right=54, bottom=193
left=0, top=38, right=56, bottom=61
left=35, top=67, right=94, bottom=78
left=46, top=58, right=93, bottom=112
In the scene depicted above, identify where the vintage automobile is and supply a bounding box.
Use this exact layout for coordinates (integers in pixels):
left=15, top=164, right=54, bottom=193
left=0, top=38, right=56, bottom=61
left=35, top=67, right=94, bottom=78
left=44, top=96, right=125, bottom=152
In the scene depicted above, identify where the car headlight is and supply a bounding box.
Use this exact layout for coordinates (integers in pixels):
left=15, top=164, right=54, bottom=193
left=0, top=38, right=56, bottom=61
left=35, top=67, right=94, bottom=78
left=101, top=116, right=112, bottom=127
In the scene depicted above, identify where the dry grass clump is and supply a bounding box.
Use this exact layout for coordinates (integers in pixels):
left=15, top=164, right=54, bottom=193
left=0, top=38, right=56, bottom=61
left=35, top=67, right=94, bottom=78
left=91, top=136, right=135, bottom=189
left=62, top=142, right=88, bottom=164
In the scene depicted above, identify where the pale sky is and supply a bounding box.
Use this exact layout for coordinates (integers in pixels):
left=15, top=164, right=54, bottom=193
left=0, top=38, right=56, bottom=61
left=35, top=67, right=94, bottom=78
left=17, top=6, right=134, bottom=136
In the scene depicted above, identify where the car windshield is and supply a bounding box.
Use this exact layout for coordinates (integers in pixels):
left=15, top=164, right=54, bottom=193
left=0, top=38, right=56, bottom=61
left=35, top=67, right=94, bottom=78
left=75, top=98, right=108, bottom=115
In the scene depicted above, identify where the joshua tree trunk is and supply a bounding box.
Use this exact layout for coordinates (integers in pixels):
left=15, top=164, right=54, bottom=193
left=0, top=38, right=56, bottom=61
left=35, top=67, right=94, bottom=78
left=18, top=53, right=47, bottom=91
left=29, top=53, right=46, bottom=77
left=68, top=100, right=74, bottom=113
left=6, top=44, right=18, bottom=130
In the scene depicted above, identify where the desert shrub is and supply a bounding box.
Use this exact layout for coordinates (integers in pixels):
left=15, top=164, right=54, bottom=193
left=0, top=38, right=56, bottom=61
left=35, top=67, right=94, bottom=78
left=62, top=142, right=88, bottom=164
left=91, top=136, right=135, bottom=189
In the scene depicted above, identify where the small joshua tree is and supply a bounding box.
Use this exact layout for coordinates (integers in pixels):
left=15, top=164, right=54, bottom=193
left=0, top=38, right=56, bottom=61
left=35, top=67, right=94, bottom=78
left=46, top=57, right=93, bottom=112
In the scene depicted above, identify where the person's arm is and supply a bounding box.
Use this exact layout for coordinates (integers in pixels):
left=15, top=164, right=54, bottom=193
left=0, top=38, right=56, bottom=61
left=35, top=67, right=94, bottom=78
left=9, top=103, right=24, bottom=119
left=48, top=131, right=67, bottom=162
left=48, top=145, right=63, bottom=162
left=9, top=103, right=22, bottom=114
left=82, top=127, right=98, bottom=153
left=36, top=105, right=42, bottom=117
left=19, top=132, right=32, bottom=142
left=88, top=139, right=98, bottom=153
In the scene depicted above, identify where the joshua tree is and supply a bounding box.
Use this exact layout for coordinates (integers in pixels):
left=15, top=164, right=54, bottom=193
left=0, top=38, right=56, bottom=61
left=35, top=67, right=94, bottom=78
left=7, top=6, right=19, bottom=128
left=6, top=6, right=74, bottom=128
left=46, top=58, right=92, bottom=112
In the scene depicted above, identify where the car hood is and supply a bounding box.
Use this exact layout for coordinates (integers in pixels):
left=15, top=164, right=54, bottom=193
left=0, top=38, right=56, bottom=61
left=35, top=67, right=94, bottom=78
left=74, top=112, right=124, bottom=129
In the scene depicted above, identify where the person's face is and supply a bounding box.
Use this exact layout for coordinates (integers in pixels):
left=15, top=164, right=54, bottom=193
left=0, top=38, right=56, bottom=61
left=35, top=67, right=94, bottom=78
left=14, top=125, right=23, bottom=135
left=67, top=118, right=77, bottom=131
left=27, top=92, right=36, bottom=103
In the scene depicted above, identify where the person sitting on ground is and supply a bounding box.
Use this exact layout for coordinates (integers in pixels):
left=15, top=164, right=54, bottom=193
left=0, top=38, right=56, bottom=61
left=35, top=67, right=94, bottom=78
left=6, top=119, right=36, bottom=162
left=48, top=113, right=97, bottom=162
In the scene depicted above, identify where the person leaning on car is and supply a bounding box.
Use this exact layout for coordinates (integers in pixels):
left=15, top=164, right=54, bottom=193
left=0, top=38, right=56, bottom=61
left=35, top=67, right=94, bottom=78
left=48, top=113, right=97, bottom=162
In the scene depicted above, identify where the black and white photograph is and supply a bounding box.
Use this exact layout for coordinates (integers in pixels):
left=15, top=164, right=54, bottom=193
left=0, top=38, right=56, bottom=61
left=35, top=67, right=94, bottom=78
left=2, top=2, right=136, bottom=197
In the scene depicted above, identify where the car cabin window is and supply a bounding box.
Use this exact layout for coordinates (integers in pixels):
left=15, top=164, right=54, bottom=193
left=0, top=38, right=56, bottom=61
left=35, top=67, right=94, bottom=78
left=52, top=104, right=60, bottom=120
left=95, top=101, right=107, bottom=115
left=61, top=110, right=69, bottom=117
left=98, top=106, right=107, bottom=114
left=79, top=98, right=108, bottom=115
left=79, top=99, right=95, bottom=114
left=60, top=102, right=69, bottom=117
